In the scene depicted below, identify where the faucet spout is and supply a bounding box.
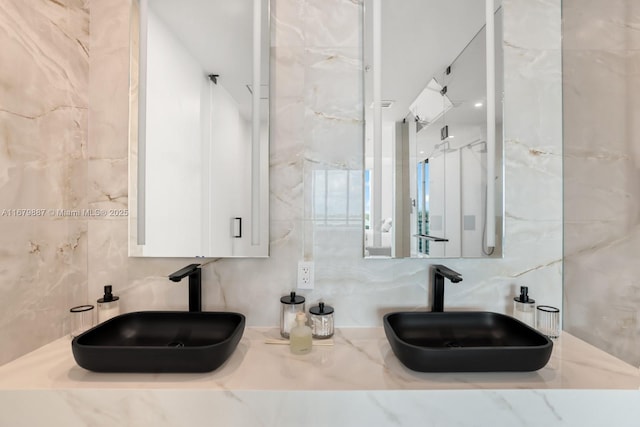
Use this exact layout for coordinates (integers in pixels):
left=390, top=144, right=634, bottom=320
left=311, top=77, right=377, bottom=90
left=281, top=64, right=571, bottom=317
left=431, top=264, right=463, bottom=312
left=169, top=264, right=202, bottom=312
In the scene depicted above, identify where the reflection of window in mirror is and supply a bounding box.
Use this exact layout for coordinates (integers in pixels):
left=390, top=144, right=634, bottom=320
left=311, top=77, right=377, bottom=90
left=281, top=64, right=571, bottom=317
left=416, top=160, right=429, bottom=255
left=313, top=170, right=362, bottom=226
left=363, top=167, right=393, bottom=257
left=364, top=169, right=371, bottom=230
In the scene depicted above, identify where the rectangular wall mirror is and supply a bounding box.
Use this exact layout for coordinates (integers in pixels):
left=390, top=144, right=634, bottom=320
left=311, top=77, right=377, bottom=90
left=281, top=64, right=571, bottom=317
left=363, top=0, right=504, bottom=259
left=129, top=0, right=270, bottom=258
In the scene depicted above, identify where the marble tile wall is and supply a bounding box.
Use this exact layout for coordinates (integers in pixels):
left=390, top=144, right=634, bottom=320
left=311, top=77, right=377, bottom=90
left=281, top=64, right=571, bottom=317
left=563, top=0, right=640, bottom=366
left=0, top=0, right=563, bottom=365
left=0, top=0, right=89, bottom=366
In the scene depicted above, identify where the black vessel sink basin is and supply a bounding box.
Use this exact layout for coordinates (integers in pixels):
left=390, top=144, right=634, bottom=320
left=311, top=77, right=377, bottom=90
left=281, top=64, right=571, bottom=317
left=383, top=311, right=552, bottom=372
left=72, top=311, right=245, bottom=373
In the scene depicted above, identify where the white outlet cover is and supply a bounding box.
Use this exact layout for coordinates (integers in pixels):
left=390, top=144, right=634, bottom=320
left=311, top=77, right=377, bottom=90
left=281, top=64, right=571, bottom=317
left=297, top=261, right=315, bottom=290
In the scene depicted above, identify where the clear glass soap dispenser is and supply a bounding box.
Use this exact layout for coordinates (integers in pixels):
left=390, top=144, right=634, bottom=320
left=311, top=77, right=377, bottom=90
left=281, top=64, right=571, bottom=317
left=513, top=286, right=535, bottom=328
left=97, top=285, right=120, bottom=323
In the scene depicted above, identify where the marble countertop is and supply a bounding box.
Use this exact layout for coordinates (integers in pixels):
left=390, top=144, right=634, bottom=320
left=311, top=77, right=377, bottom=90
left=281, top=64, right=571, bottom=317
left=0, top=328, right=637, bottom=391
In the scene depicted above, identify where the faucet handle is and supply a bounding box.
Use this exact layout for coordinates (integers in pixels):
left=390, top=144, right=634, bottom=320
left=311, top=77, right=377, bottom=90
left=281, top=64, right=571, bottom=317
left=169, top=264, right=201, bottom=282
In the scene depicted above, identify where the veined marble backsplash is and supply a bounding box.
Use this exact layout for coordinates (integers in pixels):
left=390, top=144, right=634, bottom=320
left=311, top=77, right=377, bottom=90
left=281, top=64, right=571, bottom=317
left=0, top=0, right=563, bottom=366
left=0, top=0, right=89, bottom=365
left=563, top=0, right=640, bottom=366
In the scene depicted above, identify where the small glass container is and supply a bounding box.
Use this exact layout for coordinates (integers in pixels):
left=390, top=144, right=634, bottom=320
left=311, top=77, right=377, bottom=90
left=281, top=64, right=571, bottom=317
left=280, top=291, right=305, bottom=338
left=290, top=312, right=312, bottom=354
left=536, top=305, right=560, bottom=338
left=70, top=304, right=95, bottom=338
left=309, top=302, right=334, bottom=339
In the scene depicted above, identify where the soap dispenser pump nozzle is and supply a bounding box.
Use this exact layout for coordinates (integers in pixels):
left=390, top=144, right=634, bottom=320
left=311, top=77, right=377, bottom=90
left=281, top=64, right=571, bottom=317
left=98, top=285, right=119, bottom=304
left=514, top=286, right=533, bottom=304
left=102, top=285, right=114, bottom=302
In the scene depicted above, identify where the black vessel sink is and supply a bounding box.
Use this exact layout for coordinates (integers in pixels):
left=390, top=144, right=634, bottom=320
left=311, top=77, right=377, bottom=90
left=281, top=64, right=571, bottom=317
left=72, top=311, right=245, bottom=373
left=383, top=311, right=552, bottom=372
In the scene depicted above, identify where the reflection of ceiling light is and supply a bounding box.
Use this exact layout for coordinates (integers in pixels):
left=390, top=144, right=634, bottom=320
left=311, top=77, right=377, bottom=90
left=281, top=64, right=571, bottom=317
left=419, top=150, right=425, bottom=154
left=449, top=135, right=455, bottom=139
left=474, top=102, right=483, bottom=108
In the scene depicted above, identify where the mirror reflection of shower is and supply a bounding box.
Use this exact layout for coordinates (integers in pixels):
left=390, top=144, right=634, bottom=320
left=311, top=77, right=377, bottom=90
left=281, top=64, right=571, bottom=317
left=363, top=0, right=503, bottom=259
left=130, top=0, right=270, bottom=258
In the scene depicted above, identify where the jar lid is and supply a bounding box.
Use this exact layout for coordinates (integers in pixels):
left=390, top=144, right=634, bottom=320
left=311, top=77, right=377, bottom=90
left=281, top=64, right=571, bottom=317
left=309, top=301, right=334, bottom=315
left=280, top=291, right=305, bottom=305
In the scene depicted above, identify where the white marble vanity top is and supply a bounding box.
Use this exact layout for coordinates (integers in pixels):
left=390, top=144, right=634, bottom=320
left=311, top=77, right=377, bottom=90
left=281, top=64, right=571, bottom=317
left=0, top=328, right=637, bottom=391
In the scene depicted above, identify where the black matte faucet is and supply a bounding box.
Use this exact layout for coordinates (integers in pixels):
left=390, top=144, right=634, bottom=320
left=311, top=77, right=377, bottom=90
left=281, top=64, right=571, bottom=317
left=169, top=264, right=202, bottom=312
left=431, top=264, right=463, bottom=312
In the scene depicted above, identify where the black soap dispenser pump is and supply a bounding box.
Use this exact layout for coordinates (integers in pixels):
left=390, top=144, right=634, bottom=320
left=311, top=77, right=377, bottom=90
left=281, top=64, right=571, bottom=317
left=513, top=286, right=535, bottom=328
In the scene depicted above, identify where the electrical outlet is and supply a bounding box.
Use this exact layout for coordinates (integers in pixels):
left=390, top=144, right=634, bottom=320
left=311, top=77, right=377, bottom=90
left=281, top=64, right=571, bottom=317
left=297, top=261, right=314, bottom=290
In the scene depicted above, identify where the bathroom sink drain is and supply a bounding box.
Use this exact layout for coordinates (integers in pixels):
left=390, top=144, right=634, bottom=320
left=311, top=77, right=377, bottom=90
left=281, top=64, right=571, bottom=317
left=167, top=341, right=185, bottom=348
left=445, top=341, right=463, bottom=348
